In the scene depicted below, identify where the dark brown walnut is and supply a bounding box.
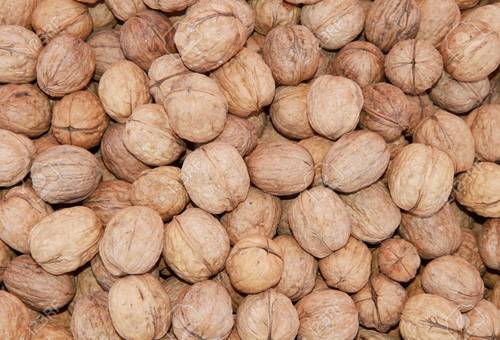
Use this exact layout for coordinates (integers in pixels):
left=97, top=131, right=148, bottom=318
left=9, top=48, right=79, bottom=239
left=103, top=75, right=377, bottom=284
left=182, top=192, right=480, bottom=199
left=104, top=0, right=147, bottom=21
left=31, top=145, right=101, bottom=204
left=161, top=276, right=190, bottom=312
left=467, top=104, right=500, bottom=162
left=0, top=291, right=31, bottom=340
left=131, top=167, right=189, bottom=221
left=463, top=4, right=500, bottom=37
left=333, top=41, right=385, bottom=88
left=319, top=237, right=372, bottom=293
left=430, top=72, right=490, bottom=114
left=406, top=93, right=439, bottom=134
left=365, top=0, right=421, bottom=53
left=100, top=124, right=150, bottom=183
left=413, top=110, right=475, bottom=173
left=440, top=21, right=500, bottom=82
left=98, top=60, right=151, bottom=123
left=296, top=289, right=359, bottom=340
left=454, top=162, right=500, bottom=217
left=174, top=0, right=254, bottom=72
left=236, top=290, right=299, bottom=340
left=164, top=208, right=230, bottom=283
left=246, top=142, right=314, bottom=196
left=0, top=240, right=13, bottom=283
left=289, top=186, right=351, bottom=258
left=109, top=274, right=171, bottom=340
left=123, top=104, right=185, bottom=166
left=263, top=25, right=321, bottom=85
left=212, top=48, right=275, bottom=118
left=455, top=0, right=480, bottom=10
left=301, top=0, right=365, bottom=50
left=0, top=84, right=51, bottom=138
left=221, top=187, right=280, bottom=244
left=3, top=255, right=75, bottom=311
left=353, top=274, right=408, bottom=333
left=120, top=10, right=176, bottom=71
left=83, top=180, right=132, bottom=225
left=378, top=239, right=421, bottom=282
left=99, top=206, right=164, bottom=276
left=0, top=129, right=35, bottom=187
left=250, top=0, right=300, bottom=35
left=89, top=2, right=117, bottom=30
left=213, top=115, right=258, bottom=156
left=463, top=299, right=500, bottom=340
left=226, top=235, right=283, bottom=294
left=37, top=35, right=95, bottom=98
left=274, top=235, right=317, bottom=301
left=90, top=255, right=119, bottom=291
left=400, top=294, right=465, bottom=340
left=173, top=280, right=234, bottom=340
left=148, top=53, right=190, bottom=104
left=489, top=282, right=500, bottom=309
left=455, top=228, right=486, bottom=274
left=143, top=0, right=197, bottom=12
left=0, top=25, right=41, bottom=84
left=416, top=0, right=461, bottom=46
left=181, top=142, right=249, bottom=214
left=0, top=0, right=38, bottom=28
left=478, top=219, right=500, bottom=270
left=341, top=181, right=401, bottom=243
left=213, top=270, right=245, bottom=311
left=400, top=203, right=463, bottom=259
left=298, top=136, right=333, bottom=186
left=87, top=29, right=125, bottom=81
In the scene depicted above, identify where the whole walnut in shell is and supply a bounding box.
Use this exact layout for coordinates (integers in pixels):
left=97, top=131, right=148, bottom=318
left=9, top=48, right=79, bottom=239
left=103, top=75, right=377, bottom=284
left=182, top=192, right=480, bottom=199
left=3, top=255, right=75, bottom=311
left=463, top=299, right=500, bottom=340
left=246, top=142, right=314, bottom=196
left=406, top=94, right=439, bottom=135
left=416, top=0, right=461, bottom=47
left=0, top=0, right=38, bottom=28
left=83, top=180, right=132, bottom=224
left=455, top=0, right=480, bottom=10
left=0, top=291, right=31, bottom=340
left=29, top=207, right=102, bottom=275
left=455, top=228, right=486, bottom=274
left=463, top=4, right=500, bottom=37
left=478, top=219, right=500, bottom=270
left=296, top=289, right=359, bottom=340
left=87, top=29, right=125, bottom=81
left=0, top=240, right=13, bottom=283
left=298, top=135, right=333, bottom=186
left=213, top=270, right=245, bottom=312
left=378, top=239, right=421, bottom=282
left=467, top=104, right=500, bottom=162
left=89, top=2, right=117, bottom=31
left=31, top=145, right=102, bottom=204
left=213, top=115, right=258, bottom=156
left=109, top=274, right=171, bottom=340
left=91, top=255, right=119, bottom=291
left=226, top=235, right=283, bottom=294
left=31, top=324, right=72, bottom=340
left=104, top=0, right=147, bottom=21
left=250, top=0, right=300, bottom=35
left=161, top=276, right=190, bottom=312
left=236, top=290, right=299, bottom=340
left=0, top=129, right=35, bottom=187
left=99, top=206, right=164, bottom=276
left=263, top=25, right=320, bottom=85
left=148, top=53, right=190, bottom=103
left=0, top=25, right=41, bottom=84
left=142, top=0, right=197, bottom=12
left=174, top=0, right=254, bottom=72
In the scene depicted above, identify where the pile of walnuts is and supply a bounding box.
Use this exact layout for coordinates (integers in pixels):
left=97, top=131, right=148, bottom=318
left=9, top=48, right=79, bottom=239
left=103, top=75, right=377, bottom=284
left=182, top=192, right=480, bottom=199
left=0, top=0, right=499, bottom=339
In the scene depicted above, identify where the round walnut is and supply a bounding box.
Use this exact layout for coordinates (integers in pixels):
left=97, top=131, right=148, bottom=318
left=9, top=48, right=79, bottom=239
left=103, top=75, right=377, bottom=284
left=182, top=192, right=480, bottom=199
left=181, top=142, right=249, bottom=214
left=333, top=41, right=385, bottom=88
left=120, top=10, right=176, bottom=71
left=250, top=0, right=300, bottom=35
left=289, top=186, right=351, bottom=258
left=387, top=143, right=454, bottom=216
left=213, top=115, right=258, bottom=156
left=123, top=104, right=185, bottom=166
left=0, top=129, right=35, bottom=187
left=455, top=0, right=480, bottom=10
left=0, top=0, right=38, bottom=28
left=301, top=0, right=365, bottom=50
left=142, top=0, right=197, bottom=12
left=467, top=104, right=500, bottom=162
left=236, top=290, right=299, bottom=340
left=478, top=219, right=500, bottom=270
left=0, top=240, right=14, bottom=284
left=3, top=255, right=75, bottom=311
left=31, top=145, right=102, bottom=204
left=463, top=299, right=500, bottom=340
left=0, top=291, right=31, bottom=340
left=463, top=4, right=500, bottom=37
left=364, top=0, right=421, bottom=53
left=440, top=21, right=500, bottom=82
left=29, top=207, right=102, bottom=275
left=0, top=25, right=41, bottom=84
left=173, top=280, right=234, bottom=340
left=104, top=0, right=147, bottom=21
left=148, top=53, right=190, bottom=103
left=211, top=48, right=275, bottom=117
left=416, top=0, right=461, bottom=47
left=213, top=270, right=245, bottom=312
left=263, top=25, right=321, bottom=85
left=307, top=75, right=363, bottom=140
left=378, top=239, right=421, bottom=282
left=455, top=228, right=486, bottom=274
left=226, top=235, right=283, bottom=294
left=99, top=206, right=164, bottom=276
left=319, top=237, right=372, bottom=293
left=221, top=187, right=281, bottom=244
left=91, top=255, right=119, bottom=291
left=89, top=2, right=117, bottom=31
left=296, top=289, right=359, bottom=340
left=174, top=0, right=254, bottom=72
left=164, top=208, right=230, bottom=283
left=0, top=84, right=51, bottom=138
left=274, top=235, right=318, bottom=301
left=298, top=136, right=333, bottom=186
left=406, top=94, right=439, bottom=135
left=83, top=180, right=132, bottom=225
left=87, top=29, right=125, bottom=81
left=108, top=274, right=171, bottom=340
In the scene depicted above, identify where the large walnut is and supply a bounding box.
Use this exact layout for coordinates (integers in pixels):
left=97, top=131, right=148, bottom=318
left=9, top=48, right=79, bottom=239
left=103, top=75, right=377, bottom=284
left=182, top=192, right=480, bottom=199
left=0, top=291, right=31, bottom=340
left=87, top=29, right=125, bottom=81
left=467, top=104, right=500, bottom=162
left=478, top=219, right=500, bottom=270
left=250, top=0, right=300, bottom=35
left=0, top=0, right=38, bottom=28
left=416, top=0, right=461, bottom=46
left=298, top=135, right=333, bottom=186
left=0, top=129, right=35, bottom=187
left=83, top=180, right=132, bottom=224
left=378, top=238, right=421, bottom=282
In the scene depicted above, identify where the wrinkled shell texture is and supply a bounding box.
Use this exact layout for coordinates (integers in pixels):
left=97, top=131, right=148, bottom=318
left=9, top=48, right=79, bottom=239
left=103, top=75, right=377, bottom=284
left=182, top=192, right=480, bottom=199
left=105, top=0, right=147, bottom=21
left=455, top=227, right=486, bottom=274
left=0, top=291, right=31, bottom=340
left=0, top=240, right=13, bottom=283
left=89, top=2, right=117, bottom=30
left=416, top=0, right=461, bottom=46
left=378, top=239, right=420, bottom=282
left=0, top=0, right=38, bottom=28
left=251, top=0, right=300, bottom=35
left=463, top=4, right=500, bottom=37
left=468, top=104, right=500, bottom=162
left=83, top=180, right=132, bottom=225
left=88, top=29, right=125, bottom=81
left=143, top=0, right=197, bottom=12
left=463, top=299, right=500, bottom=339
left=213, top=115, right=258, bottom=156
left=0, top=129, right=35, bottom=187
left=298, top=135, right=333, bottom=186
left=148, top=53, right=190, bottom=102
left=478, top=219, right=500, bottom=270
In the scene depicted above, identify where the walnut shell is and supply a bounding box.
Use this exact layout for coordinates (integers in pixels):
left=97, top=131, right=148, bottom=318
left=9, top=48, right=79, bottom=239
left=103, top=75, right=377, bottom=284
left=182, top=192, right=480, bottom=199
left=236, top=290, right=299, bottom=340
left=89, top=2, right=117, bottom=31
left=104, top=0, right=147, bottom=21
left=70, top=265, right=104, bottom=312
left=213, top=114, right=258, bottom=156
left=297, top=135, right=333, bottom=187
left=250, top=0, right=300, bottom=35
left=467, top=104, right=500, bottom=162
left=0, top=291, right=31, bottom=340
left=181, top=142, right=249, bottom=214
left=31, top=324, right=72, bottom=340
left=0, top=240, right=14, bottom=283
left=161, top=276, right=190, bottom=312
left=99, top=206, right=164, bottom=276
left=174, top=0, right=254, bottom=72
left=378, top=238, right=420, bottom=282
left=90, top=255, right=119, bottom=291
left=263, top=24, right=320, bottom=85
left=463, top=299, right=500, bottom=340
left=33, top=133, right=60, bottom=156
left=3, top=255, right=75, bottom=311
left=456, top=0, right=480, bottom=9
left=87, top=29, right=125, bottom=81
left=455, top=228, right=486, bottom=274
left=406, top=93, right=439, bottom=134
left=416, top=0, right=461, bottom=46
left=0, top=0, right=38, bottom=28
left=31, top=145, right=102, bottom=204
left=213, top=270, right=245, bottom=312
left=108, top=274, right=171, bottom=339
left=142, top=0, right=197, bottom=12
left=0, top=129, right=35, bottom=187
left=83, top=180, right=132, bottom=225
left=463, top=4, right=500, bottom=37
left=489, top=282, right=500, bottom=309
left=478, top=219, right=500, bottom=270
left=226, top=235, right=283, bottom=294
left=148, top=53, right=190, bottom=104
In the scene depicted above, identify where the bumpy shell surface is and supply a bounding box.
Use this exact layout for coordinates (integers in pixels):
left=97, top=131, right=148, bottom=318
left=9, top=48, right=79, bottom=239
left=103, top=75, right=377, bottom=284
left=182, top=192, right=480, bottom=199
left=463, top=4, right=500, bottom=37
left=467, top=104, right=500, bottom=162
left=148, top=53, right=190, bottom=103
left=90, top=255, right=119, bottom=291
left=0, top=291, right=31, bottom=340
left=478, top=219, right=500, bottom=270
left=83, top=180, right=132, bottom=224
left=213, top=270, right=245, bottom=312
left=416, top=0, right=461, bottom=46
left=0, top=129, right=34, bottom=187
left=406, top=93, right=439, bottom=135
left=251, top=0, right=300, bottom=35
left=213, top=115, right=258, bottom=156
left=87, top=29, right=125, bottom=81
left=143, top=0, right=197, bottom=12
left=463, top=299, right=500, bottom=340
left=455, top=0, right=480, bottom=10
left=454, top=228, right=486, bottom=274
left=89, top=2, right=117, bottom=30
left=298, top=135, right=333, bottom=186
left=104, top=0, right=147, bottom=21
left=0, top=0, right=38, bottom=28
left=378, top=238, right=420, bottom=282
left=0, top=240, right=13, bottom=283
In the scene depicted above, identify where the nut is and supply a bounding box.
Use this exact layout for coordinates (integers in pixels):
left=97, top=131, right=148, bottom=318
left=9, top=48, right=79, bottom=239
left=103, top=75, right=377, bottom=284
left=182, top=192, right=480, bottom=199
left=0, top=240, right=14, bottom=284
left=0, top=129, right=35, bottom=187
left=104, top=0, right=147, bottom=21
left=90, top=255, right=119, bottom=291
left=463, top=299, right=500, bottom=339
left=213, top=115, right=258, bottom=156
left=83, top=180, right=132, bottom=225
left=478, top=219, right=500, bottom=270
left=406, top=94, right=439, bottom=134
left=89, top=2, right=117, bottom=30
left=213, top=270, right=245, bottom=312
left=0, top=0, right=38, bottom=28
left=377, top=238, right=420, bottom=282
left=87, top=29, right=125, bottom=81
left=455, top=228, right=486, bottom=274
left=297, top=135, right=333, bottom=186
left=148, top=53, right=189, bottom=104
left=250, top=0, right=300, bottom=35
left=142, top=0, right=197, bottom=12
left=463, top=4, right=500, bottom=37
left=416, top=0, right=461, bottom=46
left=161, top=276, right=190, bottom=312
left=467, top=104, right=500, bottom=162
left=0, top=291, right=31, bottom=340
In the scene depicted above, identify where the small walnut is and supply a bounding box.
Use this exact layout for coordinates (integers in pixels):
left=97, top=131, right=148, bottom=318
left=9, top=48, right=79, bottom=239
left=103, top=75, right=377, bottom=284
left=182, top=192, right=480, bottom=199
left=263, top=25, right=320, bottom=85
left=250, top=0, right=300, bottom=35
left=0, top=129, right=35, bottom=187
left=213, top=115, right=258, bottom=156
left=226, top=235, right=283, bottom=294
left=90, top=255, right=119, bottom=291
left=70, top=265, right=104, bottom=312
left=378, top=239, right=420, bottom=282
left=0, top=240, right=14, bottom=283
left=161, top=276, right=190, bottom=312
left=0, top=0, right=38, bottom=28
left=33, top=133, right=60, bottom=156
left=148, top=53, right=189, bottom=104
left=89, top=2, right=117, bottom=30
left=104, top=0, right=147, bottom=21
left=454, top=228, right=486, bottom=274
left=142, top=0, right=197, bottom=12
left=236, top=290, right=299, bottom=340
left=478, top=219, right=500, bottom=270
left=455, top=0, right=480, bottom=9
left=87, top=29, right=125, bottom=81
left=463, top=4, right=500, bottom=37
left=213, top=270, right=245, bottom=312
left=181, top=142, right=249, bottom=214
left=31, top=324, right=72, bottom=340
left=298, top=135, right=333, bottom=186
left=406, top=93, right=439, bottom=134
left=277, top=197, right=293, bottom=236
left=83, top=180, right=132, bottom=225
left=99, top=206, right=164, bottom=276
left=109, top=274, right=171, bottom=340
left=467, top=104, right=500, bottom=162
left=416, top=0, right=461, bottom=46
left=0, top=291, right=31, bottom=340
left=463, top=299, right=500, bottom=340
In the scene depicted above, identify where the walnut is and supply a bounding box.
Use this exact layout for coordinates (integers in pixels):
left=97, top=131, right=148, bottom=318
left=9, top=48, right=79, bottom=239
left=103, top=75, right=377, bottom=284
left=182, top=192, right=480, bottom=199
left=90, top=255, right=119, bottom=291
left=478, top=219, right=500, bottom=270
left=104, top=0, right=147, bottom=21
left=456, top=0, right=480, bottom=9
left=88, top=2, right=117, bottom=30
left=0, top=129, right=35, bottom=187
left=213, top=270, right=245, bottom=312
left=245, top=32, right=266, bottom=54
left=83, top=180, right=132, bottom=225
left=31, top=324, right=72, bottom=340
left=33, top=133, right=60, bottom=156
left=277, top=197, right=293, bottom=236
left=263, top=25, right=320, bottom=85
left=463, top=4, right=500, bottom=37
left=455, top=228, right=486, bottom=274
left=467, top=104, right=500, bottom=162
left=181, top=142, right=249, bottom=214
left=313, top=49, right=335, bottom=78
left=416, top=0, right=461, bottom=46
left=148, top=53, right=189, bottom=103
left=0, top=0, right=38, bottom=28
left=406, top=93, right=439, bottom=134
left=378, top=238, right=420, bottom=282
left=212, top=115, right=258, bottom=156
left=0, top=240, right=14, bottom=283
left=463, top=299, right=500, bottom=340
left=161, top=276, right=190, bottom=312
left=0, top=291, right=31, bottom=340
left=87, top=29, right=125, bottom=81
left=70, top=265, right=104, bottom=312
left=298, top=136, right=333, bottom=186
left=250, top=0, right=300, bottom=35
left=142, top=0, right=197, bottom=12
